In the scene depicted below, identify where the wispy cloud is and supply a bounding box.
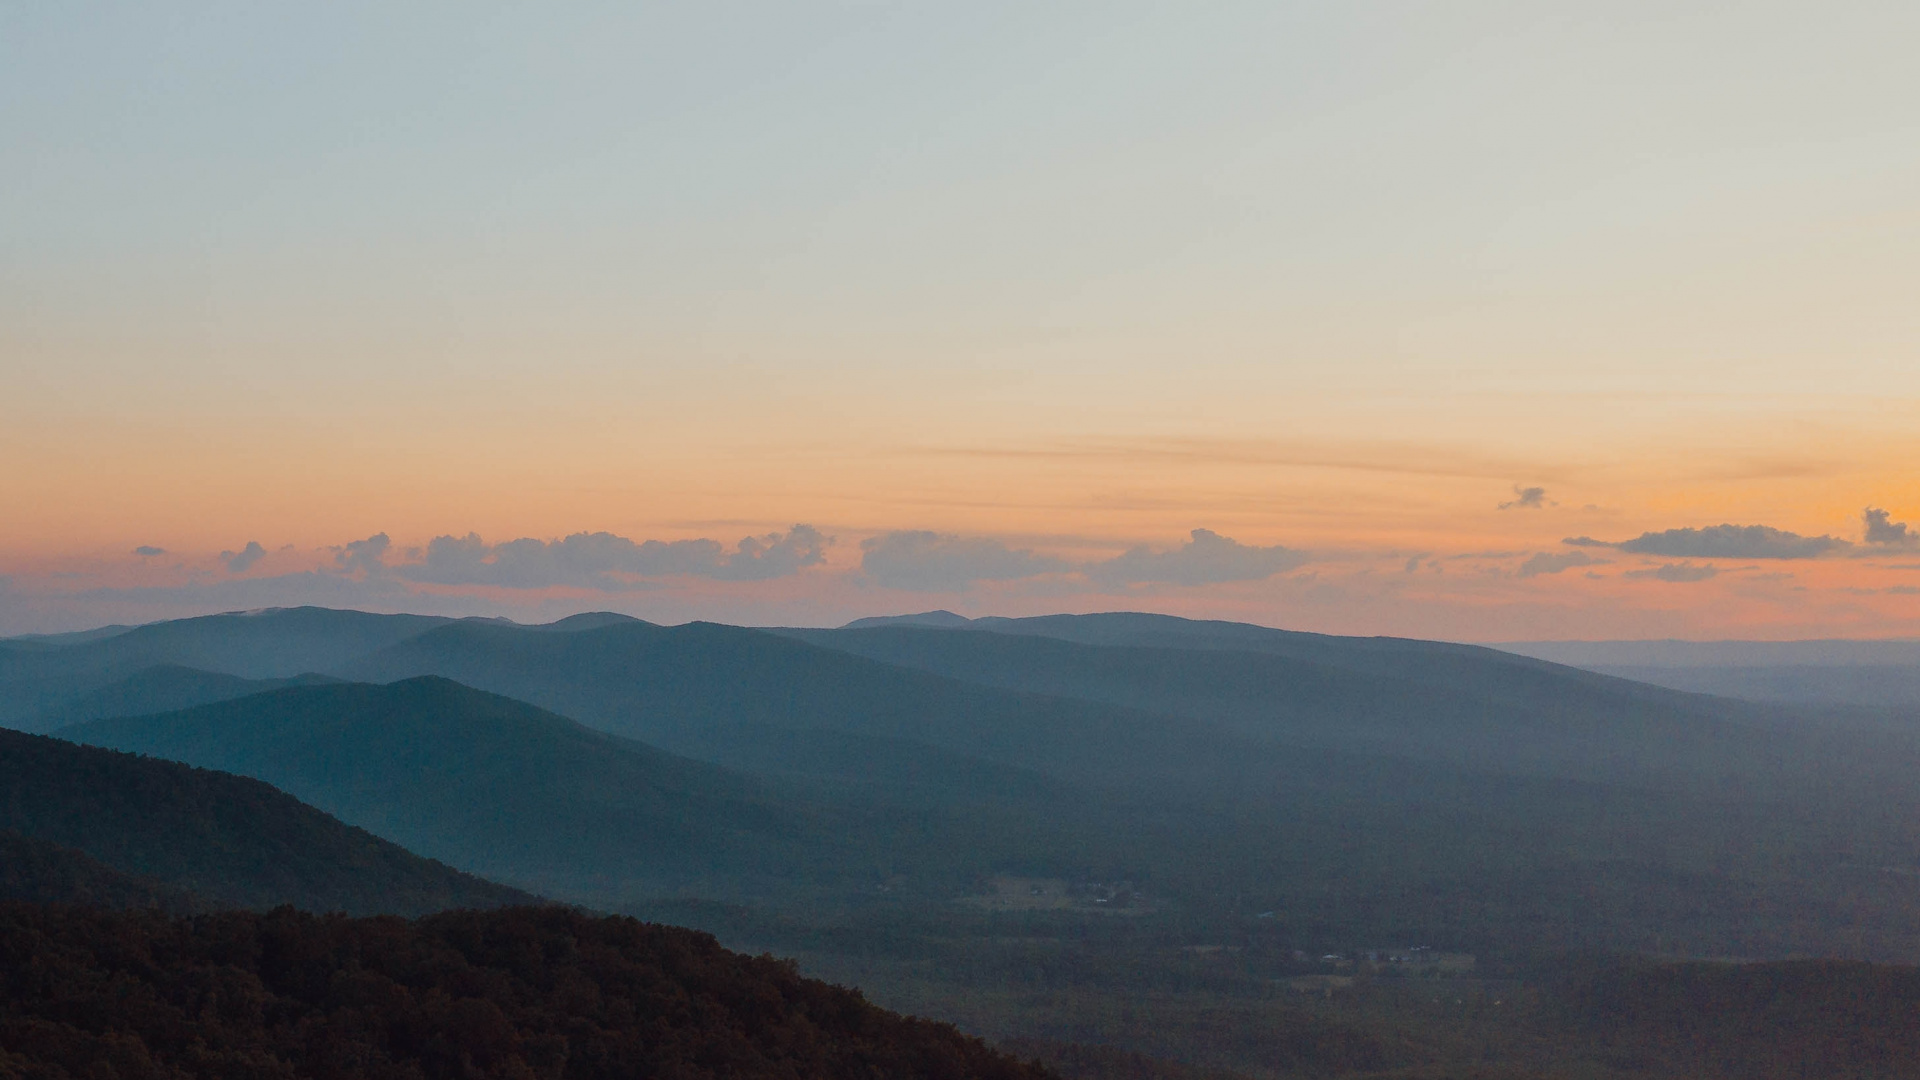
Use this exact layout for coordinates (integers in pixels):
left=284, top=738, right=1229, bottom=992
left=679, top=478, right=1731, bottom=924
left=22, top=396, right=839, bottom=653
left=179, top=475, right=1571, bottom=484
left=1499, top=485, right=1550, bottom=510
left=910, top=436, right=1554, bottom=481
left=1574, top=524, right=1849, bottom=559
left=131, top=546, right=165, bottom=557
left=1624, top=562, right=1718, bottom=583
left=1516, top=550, right=1601, bottom=578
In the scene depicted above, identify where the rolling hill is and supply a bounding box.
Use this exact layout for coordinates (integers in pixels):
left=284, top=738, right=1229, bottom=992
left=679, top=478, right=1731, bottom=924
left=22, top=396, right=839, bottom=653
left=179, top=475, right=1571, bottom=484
left=0, top=607, right=456, bottom=730
left=30, top=664, right=339, bottom=730
left=63, top=676, right=1055, bottom=903
left=0, top=725, right=531, bottom=915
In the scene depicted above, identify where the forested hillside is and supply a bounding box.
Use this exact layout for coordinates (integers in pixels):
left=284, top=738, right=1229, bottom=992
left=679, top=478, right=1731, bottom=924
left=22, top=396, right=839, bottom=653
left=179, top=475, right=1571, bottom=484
left=0, top=903, right=1053, bottom=1080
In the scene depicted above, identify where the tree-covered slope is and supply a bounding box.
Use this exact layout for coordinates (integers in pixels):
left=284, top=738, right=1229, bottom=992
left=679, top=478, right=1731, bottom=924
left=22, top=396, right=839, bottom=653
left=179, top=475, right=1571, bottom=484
left=0, top=831, right=198, bottom=913
left=0, top=726, right=531, bottom=915
left=0, top=903, right=1053, bottom=1080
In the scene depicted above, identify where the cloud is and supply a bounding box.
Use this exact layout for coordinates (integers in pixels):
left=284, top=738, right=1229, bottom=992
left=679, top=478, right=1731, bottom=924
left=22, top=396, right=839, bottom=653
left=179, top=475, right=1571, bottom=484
left=1498, top=485, right=1549, bottom=510
left=333, top=533, right=392, bottom=577
left=1585, top=524, right=1851, bottom=559
left=131, top=546, right=165, bottom=557
left=1089, top=529, right=1308, bottom=587
left=1516, top=550, right=1601, bottom=579
left=859, top=531, right=1068, bottom=592
left=714, top=525, right=832, bottom=581
left=400, top=525, right=829, bottom=590
left=1624, top=561, right=1718, bottom=583
left=221, top=541, right=267, bottom=573
left=1863, top=507, right=1918, bottom=547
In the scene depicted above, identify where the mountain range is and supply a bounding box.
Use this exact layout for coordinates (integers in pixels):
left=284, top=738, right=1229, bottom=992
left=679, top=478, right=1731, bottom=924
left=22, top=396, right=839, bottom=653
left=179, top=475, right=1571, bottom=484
left=10, top=605, right=1920, bottom=1077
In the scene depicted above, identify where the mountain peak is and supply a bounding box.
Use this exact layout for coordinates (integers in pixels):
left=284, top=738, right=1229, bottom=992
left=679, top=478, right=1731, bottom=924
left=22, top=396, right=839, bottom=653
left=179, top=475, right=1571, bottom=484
left=843, top=610, right=974, bottom=629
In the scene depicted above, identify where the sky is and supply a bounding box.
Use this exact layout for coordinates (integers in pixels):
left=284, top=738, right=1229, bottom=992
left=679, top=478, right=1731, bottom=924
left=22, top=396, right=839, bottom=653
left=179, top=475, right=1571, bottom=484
left=5, top=2, right=1920, bottom=639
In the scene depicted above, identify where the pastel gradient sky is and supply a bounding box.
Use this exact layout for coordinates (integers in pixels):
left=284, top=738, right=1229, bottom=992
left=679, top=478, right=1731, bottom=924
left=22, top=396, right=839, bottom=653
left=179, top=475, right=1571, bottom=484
left=5, top=3, right=1919, bottom=637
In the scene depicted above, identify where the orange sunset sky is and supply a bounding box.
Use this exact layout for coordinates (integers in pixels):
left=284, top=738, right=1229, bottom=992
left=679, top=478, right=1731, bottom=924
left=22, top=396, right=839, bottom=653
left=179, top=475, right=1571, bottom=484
left=4, top=4, right=1919, bottom=638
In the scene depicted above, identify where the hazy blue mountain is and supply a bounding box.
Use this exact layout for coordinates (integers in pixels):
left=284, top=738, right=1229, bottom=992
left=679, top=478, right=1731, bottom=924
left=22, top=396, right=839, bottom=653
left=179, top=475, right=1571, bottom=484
left=1496, top=638, right=1920, bottom=710
left=334, top=619, right=1309, bottom=792
left=64, top=676, right=1019, bottom=903
left=1581, top=663, right=1920, bottom=709
left=780, top=624, right=1813, bottom=787
left=844, top=609, right=976, bottom=629
left=2, top=624, right=136, bottom=646
left=29, top=664, right=338, bottom=732
left=0, top=725, right=531, bottom=914
left=850, top=611, right=1707, bottom=702
left=0, top=606, right=455, bottom=728
left=1501, top=638, right=1920, bottom=668
left=321, top=618, right=1920, bottom=958
left=527, top=610, right=649, bottom=632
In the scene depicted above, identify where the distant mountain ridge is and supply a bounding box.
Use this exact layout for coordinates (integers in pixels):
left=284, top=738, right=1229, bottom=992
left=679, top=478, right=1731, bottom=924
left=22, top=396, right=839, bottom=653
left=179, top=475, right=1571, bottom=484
left=16, top=605, right=1920, bottom=960
left=33, top=664, right=339, bottom=731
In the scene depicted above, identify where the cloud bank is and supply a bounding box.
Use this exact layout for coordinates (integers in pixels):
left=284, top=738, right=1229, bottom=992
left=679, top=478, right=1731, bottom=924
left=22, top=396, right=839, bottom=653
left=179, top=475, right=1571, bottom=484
left=401, top=526, right=831, bottom=590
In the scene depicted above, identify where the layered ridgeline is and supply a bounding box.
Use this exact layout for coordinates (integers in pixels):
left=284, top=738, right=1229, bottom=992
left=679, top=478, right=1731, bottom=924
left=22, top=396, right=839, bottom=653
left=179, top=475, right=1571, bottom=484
left=0, top=725, right=530, bottom=914
left=63, top=677, right=1081, bottom=904
left=30, top=610, right=1919, bottom=958
left=31, top=665, right=340, bottom=731
left=0, top=903, right=1050, bottom=1080
left=0, top=608, right=451, bottom=731
left=17, top=607, right=1920, bottom=1076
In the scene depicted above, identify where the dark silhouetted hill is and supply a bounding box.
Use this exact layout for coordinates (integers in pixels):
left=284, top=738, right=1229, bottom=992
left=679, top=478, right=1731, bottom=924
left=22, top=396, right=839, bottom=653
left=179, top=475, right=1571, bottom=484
left=0, top=726, right=531, bottom=915
left=0, top=903, right=1052, bottom=1080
